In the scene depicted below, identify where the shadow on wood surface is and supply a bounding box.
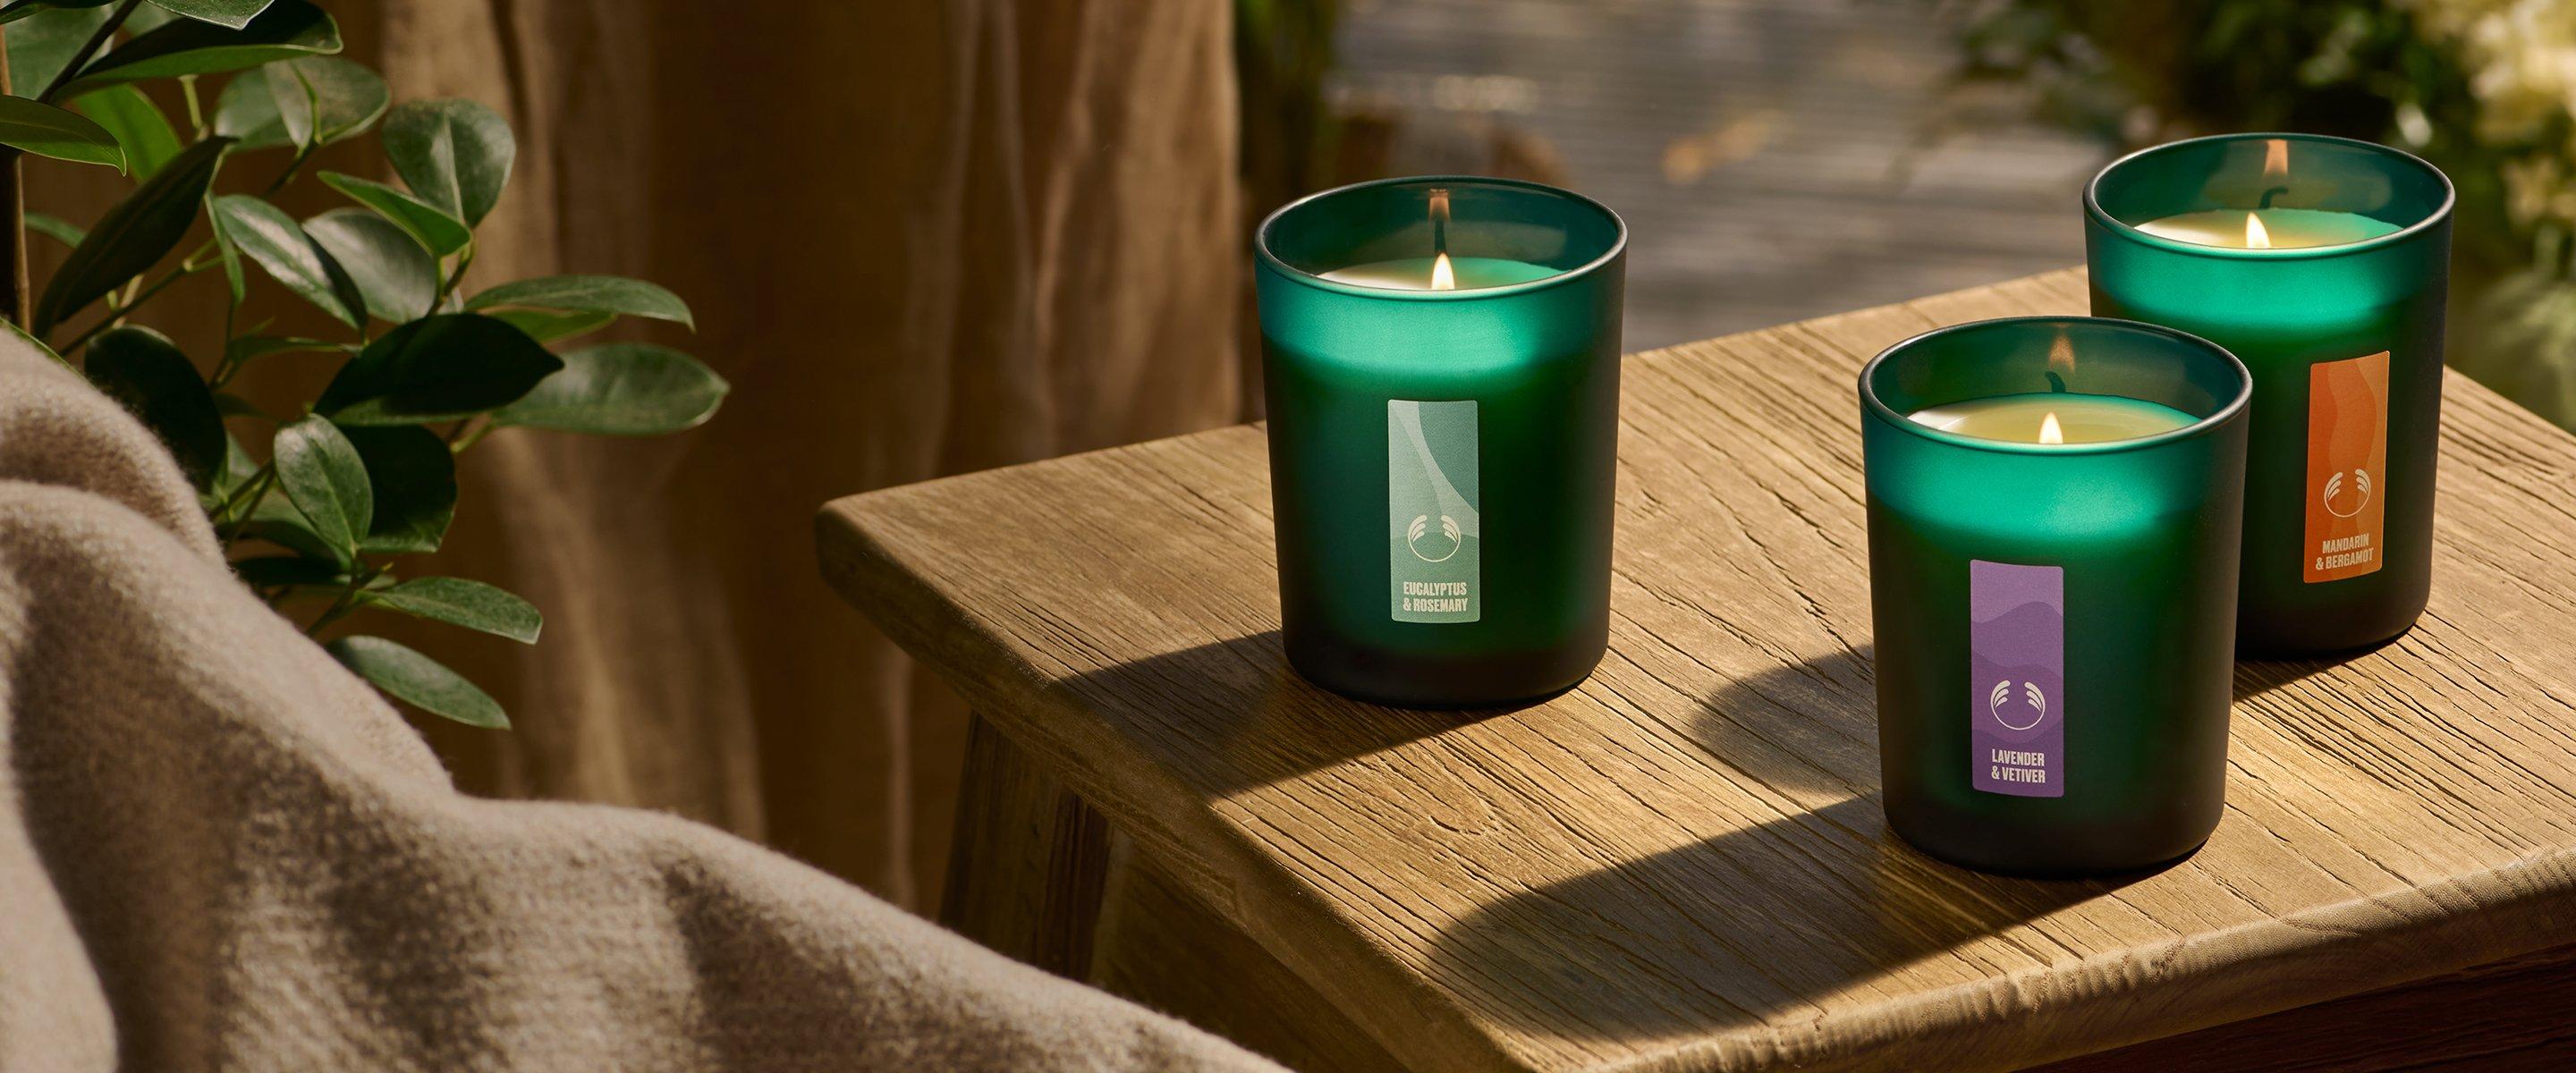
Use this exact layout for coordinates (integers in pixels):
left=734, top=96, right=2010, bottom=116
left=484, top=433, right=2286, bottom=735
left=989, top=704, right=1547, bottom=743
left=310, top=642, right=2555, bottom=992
left=1058, top=630, right=1515, bottom=797
left=1682, top=642, right=1883, bottom=797
left=1419, top=646, right=2178, bottom=1043
left=1425, top=790, right=2143, bottom=1043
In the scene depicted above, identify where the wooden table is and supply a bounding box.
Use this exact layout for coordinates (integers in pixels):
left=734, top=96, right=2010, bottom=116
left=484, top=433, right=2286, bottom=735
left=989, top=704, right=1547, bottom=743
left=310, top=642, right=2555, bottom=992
left=817, top=270, right=2576, bottom=1072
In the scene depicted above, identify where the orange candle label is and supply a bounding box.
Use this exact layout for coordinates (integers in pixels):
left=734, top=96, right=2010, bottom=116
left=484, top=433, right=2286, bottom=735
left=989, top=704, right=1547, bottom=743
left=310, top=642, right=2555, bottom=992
left=2303, top=351, right=2389, bottom=583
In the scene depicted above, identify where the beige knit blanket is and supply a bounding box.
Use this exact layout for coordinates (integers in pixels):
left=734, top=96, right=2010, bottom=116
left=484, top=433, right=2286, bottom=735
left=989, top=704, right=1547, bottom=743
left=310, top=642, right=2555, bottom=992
left=0, top=333, right=1276, bottom=1072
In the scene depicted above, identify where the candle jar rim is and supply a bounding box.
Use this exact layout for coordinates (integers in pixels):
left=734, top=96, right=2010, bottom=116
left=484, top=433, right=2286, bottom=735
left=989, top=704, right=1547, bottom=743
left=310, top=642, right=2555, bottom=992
left=1255, top=174, right=1628, bottom=302
left=2084, top=132, right=2455, bottom=262
left=1859, top=316, right=2251, bottom=458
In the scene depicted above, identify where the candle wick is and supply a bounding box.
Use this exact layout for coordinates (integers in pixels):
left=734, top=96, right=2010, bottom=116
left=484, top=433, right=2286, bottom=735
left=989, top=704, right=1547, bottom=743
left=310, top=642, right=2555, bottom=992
left=2256, top=185, right=2288, bottom=210
left=2045, top=371, right=2068, bottom=394
left=1428, top=187, right=1452, bottom=259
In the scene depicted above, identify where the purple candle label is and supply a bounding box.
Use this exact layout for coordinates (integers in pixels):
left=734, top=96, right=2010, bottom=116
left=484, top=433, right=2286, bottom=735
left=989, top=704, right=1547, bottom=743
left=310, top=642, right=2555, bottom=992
left=1970, top=560, right=2064, bottom=798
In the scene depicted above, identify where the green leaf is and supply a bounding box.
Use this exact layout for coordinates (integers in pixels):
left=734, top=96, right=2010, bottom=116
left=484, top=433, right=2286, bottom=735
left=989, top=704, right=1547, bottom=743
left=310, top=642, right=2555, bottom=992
left=371, top=577, right=539, bottom=643
left=122, top=4, right=173, bottom=32
left=0, top=1, right=119, bottom=27
left=208, top=65, right=277, bottom=140
left=381, top=97, right=512, bottom=225
left=212, top=390, right=269, bottom=420
left=271, top=413, right=369, bottom=558
left=55, top=0, right=338, bottom=97
left=267, top=54, right=318, bottom=147
left=147, top=0, right=276, bottom=31
left=317, top=313, right=561, bottom=426
left=464, top=275, right=692, bottom=330
left=318, top=170, right=469, bottom=256
left=215, top=427, right=256, bottom=483
left=204, top=192, right=245, bottom=302
left=302, top=207, right=433, bottom=321
left=209, top=55, right=379, bottom=149
left=23, top=211, right=86, bottom=247
left=343, top=425, right=453, bottom=553
left=224, top=334, right=344, bottom=365
left=70, top=86, right=174, bottom=177
left=207, top=194, right=362, bottom=326
left=239, top=492, right=337, bottom=562
left=232, top=553, right=341, bottom=587
left=492, top=342, right=729, bottom=436
left=4, top=7, right=108, bottom=93
left=486, top=307, right=613, bottom=343
left=0, top=94, right=122, bottom=168
left=326, top=635, right=507, bottom=728
left=84, top=325, right=222, bottom=489
left=31, top=136, right=225, bottom=337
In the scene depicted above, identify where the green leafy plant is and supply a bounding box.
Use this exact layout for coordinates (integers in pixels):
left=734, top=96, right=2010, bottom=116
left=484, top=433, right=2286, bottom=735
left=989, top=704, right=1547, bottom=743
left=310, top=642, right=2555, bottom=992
left=0, top=0, right=727, bottom=728
left=1945, top=0, right=2576, bottom=428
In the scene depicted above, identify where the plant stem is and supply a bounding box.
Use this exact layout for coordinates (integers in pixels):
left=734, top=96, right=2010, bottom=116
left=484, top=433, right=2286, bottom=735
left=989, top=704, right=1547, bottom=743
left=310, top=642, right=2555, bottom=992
left=35, top=0, right=143, bottom=105
left=305, top=562, right=384, bottom=636
left=210, top=460, right=273, bottom=524
left=449, top=418, right=496, bottom=452
left=0, top=21, right=26, bottom=334
left=54, top=238, right=222, bottom=354
left=262, top=140, right=318, bottom=197
left=0, top=0, right=137, bottom=327
left=211, top=302, right=240, bottom=384
left=180, top=75, right=206, bottom=139
left=57, top=265, right=199, bottom=356
left=431, top=241, right=476, bottom=312
left=215, top=466, right=275, bottom=548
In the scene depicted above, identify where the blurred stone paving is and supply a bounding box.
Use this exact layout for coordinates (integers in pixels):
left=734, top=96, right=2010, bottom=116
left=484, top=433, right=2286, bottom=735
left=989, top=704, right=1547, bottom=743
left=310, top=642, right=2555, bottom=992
left=1333, top=0, right=2106, bottom=349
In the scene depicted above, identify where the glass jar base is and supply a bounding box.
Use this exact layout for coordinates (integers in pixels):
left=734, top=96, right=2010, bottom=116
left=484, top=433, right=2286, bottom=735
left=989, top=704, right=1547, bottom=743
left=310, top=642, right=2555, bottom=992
left=1284, top=629, right=1606, bottom=710
left=2237, top=604, right=2422, bottom=658
left=1885, top=802, right=2216, bottom=879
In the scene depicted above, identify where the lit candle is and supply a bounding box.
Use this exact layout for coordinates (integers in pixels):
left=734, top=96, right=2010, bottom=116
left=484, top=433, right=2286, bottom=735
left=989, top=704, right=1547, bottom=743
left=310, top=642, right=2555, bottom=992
left=1257, top=176, right=1626, bottom=707
left=2088, top=133, right=2453, bottom=655
left=2132, top=207, right=2402, bottom=250
left=1318, top=253, right=1560, bottom=291
left=1862, top=317, right=2250, bottom=876
left=1908, top=393, right=2197, bottom=445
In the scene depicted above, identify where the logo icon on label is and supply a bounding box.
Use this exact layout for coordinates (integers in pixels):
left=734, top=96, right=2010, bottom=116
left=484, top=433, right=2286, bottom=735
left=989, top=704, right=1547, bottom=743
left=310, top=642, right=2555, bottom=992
left=2320, top=468, right=2372, bottom=519
left=1988, top=679, right=2047, bottom=731
left=1405, top=513, right=1462, bottom=562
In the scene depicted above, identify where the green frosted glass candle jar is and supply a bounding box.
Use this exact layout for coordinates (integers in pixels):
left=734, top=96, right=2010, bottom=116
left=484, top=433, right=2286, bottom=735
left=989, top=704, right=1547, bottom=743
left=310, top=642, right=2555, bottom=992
left=1255, top=176, right=1625, bottom=707
left=1861, top=317, right=2251, bottom=875
left=2087, top=133, right=2453, bottom=655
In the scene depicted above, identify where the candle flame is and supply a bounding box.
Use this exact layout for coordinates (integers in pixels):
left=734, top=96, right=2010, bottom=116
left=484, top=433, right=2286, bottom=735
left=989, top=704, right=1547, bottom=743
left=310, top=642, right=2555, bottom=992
left=2264, top=137, right=2290, bottom=179
left=1428, top=186, right=1455, bottom=290
left=2039, top=411, right=2064, bottom=445
left=2047, top=330, right=2076, bottom=376
left=2245, top=212, right=2273, bottom=249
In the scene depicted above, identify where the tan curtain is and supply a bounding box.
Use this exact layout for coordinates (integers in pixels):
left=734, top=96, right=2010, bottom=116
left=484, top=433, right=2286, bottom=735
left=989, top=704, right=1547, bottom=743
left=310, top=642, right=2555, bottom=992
left=40, top=1, right=1241, bottom=908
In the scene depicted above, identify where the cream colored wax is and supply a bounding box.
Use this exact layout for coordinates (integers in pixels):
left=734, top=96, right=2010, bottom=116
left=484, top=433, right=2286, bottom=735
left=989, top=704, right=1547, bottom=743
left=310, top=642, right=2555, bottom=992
left=2133, top=207, right=2402, bottom=250
left=1908, top=392, right=2196, bottom=445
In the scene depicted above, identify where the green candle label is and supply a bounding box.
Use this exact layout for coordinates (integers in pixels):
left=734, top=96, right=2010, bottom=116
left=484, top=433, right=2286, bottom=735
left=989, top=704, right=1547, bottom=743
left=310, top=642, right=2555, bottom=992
left=2304, top=351, right=2390, bottom=583
left=1388, top=400, right=1480, bottom=623
left=1970, top=560, right=2063, bottom=798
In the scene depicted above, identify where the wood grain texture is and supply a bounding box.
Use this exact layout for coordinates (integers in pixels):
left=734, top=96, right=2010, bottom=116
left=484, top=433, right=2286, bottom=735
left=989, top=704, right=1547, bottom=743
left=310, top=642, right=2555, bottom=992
left=2032, top=943, right=2576, bottom=1072
left=818, top=268, right=2576, bottom=1072
left=1091, top=842, right=1405, bottom=1072
left=937, top=714, right=1111, bottom=978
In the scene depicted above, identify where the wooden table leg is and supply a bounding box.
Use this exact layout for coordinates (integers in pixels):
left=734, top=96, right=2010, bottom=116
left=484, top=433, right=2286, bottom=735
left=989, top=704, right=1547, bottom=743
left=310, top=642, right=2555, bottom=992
left=938, top=713, right=1110, bottom=978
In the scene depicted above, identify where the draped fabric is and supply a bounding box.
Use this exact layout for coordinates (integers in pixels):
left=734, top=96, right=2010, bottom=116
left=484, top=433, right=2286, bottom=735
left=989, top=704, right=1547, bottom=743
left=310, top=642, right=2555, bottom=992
left=26, top=1, right=1243, bottom=908
left=0, top=330, right=1281, bottom=1073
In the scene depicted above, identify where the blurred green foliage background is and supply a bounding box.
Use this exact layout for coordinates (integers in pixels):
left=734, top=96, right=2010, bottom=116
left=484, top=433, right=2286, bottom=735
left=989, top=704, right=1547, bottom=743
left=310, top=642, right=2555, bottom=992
left=1241, top=0, right=2576, bottom=429
left=1955, top=0, right=2576, bottom=427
